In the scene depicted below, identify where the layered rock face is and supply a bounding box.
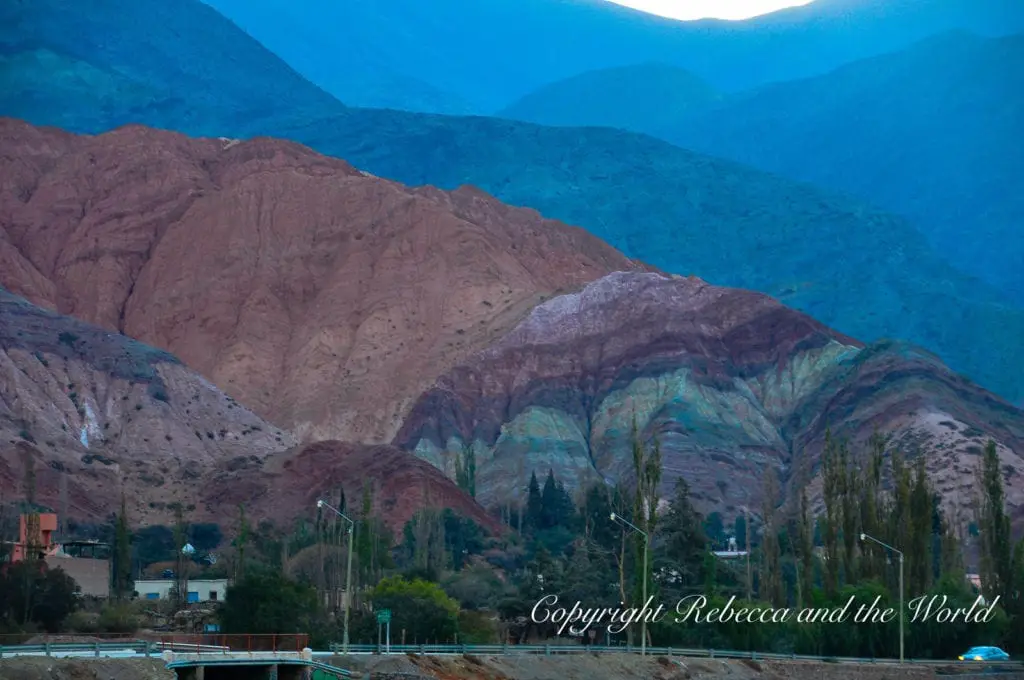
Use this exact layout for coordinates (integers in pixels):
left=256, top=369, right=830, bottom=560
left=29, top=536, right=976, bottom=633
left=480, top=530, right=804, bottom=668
left=0, top=119, right=644, bottom=444
left=396, top=272, right=1024, bottom=524
left=0, top=289, right=296, bottom=524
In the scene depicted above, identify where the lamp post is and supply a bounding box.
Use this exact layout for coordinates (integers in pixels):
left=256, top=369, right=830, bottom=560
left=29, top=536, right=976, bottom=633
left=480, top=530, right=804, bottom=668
left=611, top=511, right=648, bottom=656
left=860, top=532, right=903, bottom=664
left=319, top=499, right=355, bottom=655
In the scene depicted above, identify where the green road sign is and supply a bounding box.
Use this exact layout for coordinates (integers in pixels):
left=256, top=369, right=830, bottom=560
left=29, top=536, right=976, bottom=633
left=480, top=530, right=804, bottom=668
left=376, top=609, right=391, bottom=624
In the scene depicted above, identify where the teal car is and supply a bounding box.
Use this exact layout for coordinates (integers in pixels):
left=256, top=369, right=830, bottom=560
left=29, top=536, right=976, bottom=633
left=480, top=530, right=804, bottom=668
left=958, top=646, right=1010, bottom=661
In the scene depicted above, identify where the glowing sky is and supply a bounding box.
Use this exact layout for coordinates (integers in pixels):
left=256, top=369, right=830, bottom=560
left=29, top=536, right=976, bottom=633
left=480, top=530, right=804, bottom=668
left=604, top=0, right=816, bottom=21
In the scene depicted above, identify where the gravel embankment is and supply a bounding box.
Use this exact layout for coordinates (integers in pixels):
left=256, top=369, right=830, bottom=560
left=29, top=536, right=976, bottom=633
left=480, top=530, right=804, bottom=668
left=0, top=658, right=173, bottom=680
left=4, top=654, right=1023, bottom=680
left=325, top=653, right=1021, bottom=680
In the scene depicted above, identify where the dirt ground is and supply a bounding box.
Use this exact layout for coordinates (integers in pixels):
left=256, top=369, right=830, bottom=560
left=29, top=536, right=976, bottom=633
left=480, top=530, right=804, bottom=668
left=0, top=658, right=172, bottom=680
left=328, top=653, right=940, bottom=680
left=3, top=655, right=1023, bottom=680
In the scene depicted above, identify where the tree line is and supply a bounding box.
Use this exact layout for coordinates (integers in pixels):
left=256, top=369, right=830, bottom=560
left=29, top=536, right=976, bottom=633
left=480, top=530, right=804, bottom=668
left=4, top=424, right=1022, bottom=657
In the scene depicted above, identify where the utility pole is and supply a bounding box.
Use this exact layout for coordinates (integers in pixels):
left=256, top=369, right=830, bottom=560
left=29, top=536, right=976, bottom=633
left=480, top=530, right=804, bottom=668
left=745, top=505, right=751, bottom=601
left=319, top=500, right=354, bottom=654
left=899, top=551, right=904, bottom=664
left=611, top=512, right=648, bottom=656
left=861, top=533, right=904, bottom=664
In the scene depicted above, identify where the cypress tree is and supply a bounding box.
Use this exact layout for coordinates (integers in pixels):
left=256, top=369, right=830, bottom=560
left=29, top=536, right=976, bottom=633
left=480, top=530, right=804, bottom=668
left=526, top=472, right=543, bottom=531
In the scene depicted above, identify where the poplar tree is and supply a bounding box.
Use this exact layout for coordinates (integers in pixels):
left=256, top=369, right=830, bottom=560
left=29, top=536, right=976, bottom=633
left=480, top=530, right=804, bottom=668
left=796, top=485, right=814, bottom=607
left=858, top=433, right=885, bottom=581
left=821, top=429, right=841, bottom=598
left=839, top=442, right=859, bottom=585
left=234, top=504, right=249, bottom=581
left=760, top=471, right=784, bottom=605
left=908, top=456, right=933, bottom=594
left=113, top=492, right=132, bottom=600
left=629, top=415, right=661, bottom=646
left=172, top=503, right=189, bottom=609
left=977, top=440, right=1012, bottom=602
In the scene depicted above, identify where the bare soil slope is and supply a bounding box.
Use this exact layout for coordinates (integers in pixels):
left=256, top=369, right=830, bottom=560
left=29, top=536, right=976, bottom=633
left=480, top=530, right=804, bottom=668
left=0, top=658, right=173, bottom=680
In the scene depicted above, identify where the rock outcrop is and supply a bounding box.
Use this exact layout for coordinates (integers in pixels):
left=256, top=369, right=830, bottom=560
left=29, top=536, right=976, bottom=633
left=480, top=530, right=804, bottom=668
left=0, top=118, right=644, bottom=445
left=395, top=272, right=1024, bottom=525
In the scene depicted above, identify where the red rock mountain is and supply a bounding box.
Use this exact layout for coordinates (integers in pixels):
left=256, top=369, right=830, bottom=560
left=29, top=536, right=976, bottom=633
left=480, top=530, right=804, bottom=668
left=0, top=118, right=645, bottom=446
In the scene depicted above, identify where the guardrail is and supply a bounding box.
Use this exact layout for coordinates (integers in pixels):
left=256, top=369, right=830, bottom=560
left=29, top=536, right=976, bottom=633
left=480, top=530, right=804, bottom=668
left=325, top=642, right=1024, bottom=668
left=0, top=641, right=152, bottom=658
left=1, top=639, right=1020, bottom=673
left=0, top=642, right=354, bottom=679
left=0, top=640, right=231, bottom=658
left=160, top=633, right=309, bottom=652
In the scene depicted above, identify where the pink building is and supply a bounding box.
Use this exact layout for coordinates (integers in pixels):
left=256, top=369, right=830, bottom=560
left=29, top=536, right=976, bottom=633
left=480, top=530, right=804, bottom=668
left=10, top=513, right=59, bottom=562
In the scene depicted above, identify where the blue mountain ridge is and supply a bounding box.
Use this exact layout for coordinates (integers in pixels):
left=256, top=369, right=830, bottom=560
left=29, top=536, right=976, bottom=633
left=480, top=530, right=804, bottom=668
left=666, top=30, right=1024, bottom=304
left=2, top=0, right=1023, bottom=407
left=494, top=30, right=1024, bottom=303
left=200, top=0, right=1024, bottom=113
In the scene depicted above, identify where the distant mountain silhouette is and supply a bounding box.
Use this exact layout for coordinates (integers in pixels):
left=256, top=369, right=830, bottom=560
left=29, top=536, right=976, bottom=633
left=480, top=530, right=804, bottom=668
left=665, top=30, right=1024, bottom=301
left=497, top=63, right=721, bottom=134
left=3, top=0, right=1024, bottom=406
left=199, top=0, right=1024, bottom=113
left=0, top=0, right=344, bottom=134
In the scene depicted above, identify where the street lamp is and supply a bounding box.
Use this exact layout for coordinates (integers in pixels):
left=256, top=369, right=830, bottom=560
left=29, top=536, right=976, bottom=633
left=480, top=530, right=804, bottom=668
left=611, top=511, right=648, bottom=656
left=319, top=499, right=355, bottom=655
left=860, top=532, right=903, bottom=664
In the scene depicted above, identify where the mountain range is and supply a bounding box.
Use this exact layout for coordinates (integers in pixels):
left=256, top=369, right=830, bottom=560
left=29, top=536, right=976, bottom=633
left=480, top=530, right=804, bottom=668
left=498, top=30, right=1024, bottom=302
left=3, top=0, right=1022, bottom=409
left=200, top=0, right=1024, bottom=113
left=2, top=121, right=1023, bottom=532
left=1, top=0, right=1022, bottom=532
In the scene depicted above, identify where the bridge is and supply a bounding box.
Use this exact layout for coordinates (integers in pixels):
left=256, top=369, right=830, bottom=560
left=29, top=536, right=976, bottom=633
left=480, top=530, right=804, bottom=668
left=157, top=636, right=354, bottom=679
left=163, top=649, right=354, bottom=680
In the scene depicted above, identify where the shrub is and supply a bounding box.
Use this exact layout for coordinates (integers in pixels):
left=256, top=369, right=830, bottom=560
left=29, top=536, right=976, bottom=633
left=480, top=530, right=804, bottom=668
left=98, top=603, right=139, bottom=633
left=66, top=610, right=100, bottom=634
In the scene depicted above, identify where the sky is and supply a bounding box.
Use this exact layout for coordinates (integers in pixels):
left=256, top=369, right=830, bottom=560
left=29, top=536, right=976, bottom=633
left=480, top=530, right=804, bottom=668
left=605, top=0, right=815, bottom=21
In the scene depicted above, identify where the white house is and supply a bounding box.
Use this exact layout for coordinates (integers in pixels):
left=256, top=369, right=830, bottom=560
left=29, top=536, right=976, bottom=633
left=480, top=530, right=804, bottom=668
left=134, top=578, right=229, bottom=603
